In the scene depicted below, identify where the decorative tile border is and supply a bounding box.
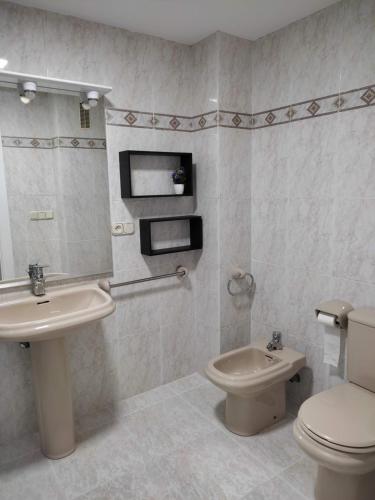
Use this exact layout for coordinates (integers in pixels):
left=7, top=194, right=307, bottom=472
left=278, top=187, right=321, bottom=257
left=105, top=108, right=194, bottom=132
left=3, top=84, right=374, bottom=150
left=105, top=107, right=253, bottom=132
left=1, top=136, right=106, bottom=149
left=218, top=111, right=253, bottom=130
left=251, top=85, right=375, bottom=129
left=106, top=83, right=375, bottom=133
left=55, top=137, right=106, bottom=149
left=190, top=110, right=219, bottom=131
left=1, top=136, right=54, bottom=149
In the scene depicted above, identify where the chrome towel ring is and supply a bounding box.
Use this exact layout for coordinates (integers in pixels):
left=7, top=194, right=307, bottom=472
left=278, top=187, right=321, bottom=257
left=227, top=270, right=254, bottom=296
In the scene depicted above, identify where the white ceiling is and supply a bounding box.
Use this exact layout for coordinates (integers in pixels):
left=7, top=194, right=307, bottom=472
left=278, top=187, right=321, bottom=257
left=9, top=0, right=339, bottom=45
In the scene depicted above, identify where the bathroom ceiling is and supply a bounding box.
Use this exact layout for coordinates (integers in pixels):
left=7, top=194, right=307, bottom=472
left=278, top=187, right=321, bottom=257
left=9, top=0, right=339, bottom=44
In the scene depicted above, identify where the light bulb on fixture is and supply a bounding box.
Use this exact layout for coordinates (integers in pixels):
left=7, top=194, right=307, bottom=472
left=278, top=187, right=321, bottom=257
left=81, top=101, right=91, bottom=111
left=81, top=90, right=99, bottom=110
left=88, top=98, right=98, bottom=108
left=0, top=58, right=8, bottom=69
left=19, top=81, right=37, bottom=104
left=20, top=95, right=31, bottom=104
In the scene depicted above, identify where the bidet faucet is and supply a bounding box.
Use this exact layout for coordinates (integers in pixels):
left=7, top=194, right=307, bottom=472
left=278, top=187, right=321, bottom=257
left=28, top=263, right=48, bottom=296
left=267, top=331, right=283, bottom=351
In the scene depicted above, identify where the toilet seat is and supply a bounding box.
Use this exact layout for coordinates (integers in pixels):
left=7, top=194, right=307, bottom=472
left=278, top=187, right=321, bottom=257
left=299, top=383, right=375, bottom=454
left=294, top=418, right=375, bottom=476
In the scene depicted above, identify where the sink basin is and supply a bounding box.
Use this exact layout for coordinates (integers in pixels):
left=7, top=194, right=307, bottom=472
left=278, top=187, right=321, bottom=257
left=0, top=282, right=115, bottom=459
left=0, top=283, right=115, bottom=341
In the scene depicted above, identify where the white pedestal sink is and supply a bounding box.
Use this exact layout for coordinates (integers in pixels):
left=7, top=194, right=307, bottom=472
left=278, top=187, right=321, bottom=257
left=0, top=282, right=115, bottom=459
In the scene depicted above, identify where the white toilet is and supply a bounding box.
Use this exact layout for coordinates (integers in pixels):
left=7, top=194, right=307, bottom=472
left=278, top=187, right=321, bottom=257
left=294, top=308, right=375, bottom=500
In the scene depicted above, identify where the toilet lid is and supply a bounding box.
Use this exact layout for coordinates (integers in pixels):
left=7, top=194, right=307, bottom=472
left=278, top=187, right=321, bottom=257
left=299, top=383, right=375, bottom=450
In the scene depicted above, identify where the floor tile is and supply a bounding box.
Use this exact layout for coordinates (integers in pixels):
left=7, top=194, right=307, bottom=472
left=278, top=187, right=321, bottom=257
left=180, top=382, right=226, bottom=427
left=283, top=457, right=317, bottom=499
left=0, top=451, right=65, bottom=500
left=241, top=476, right=306, bottom=500
left=115, top=383, right=176, bottom=417
left=166, top=373, right=210, bottom=395
left=73, top=460, right=205, bottom=500
left=50, top=423, right=149, bottom=499
left=0, top=432, right=39, bottom=467
left=230, top=416, right=304, bottom=474
left=121, top=396, right=215, bottom=459
left=75, top=407, right=115, bottom=437
left=159, top=429, right=272, bottom=499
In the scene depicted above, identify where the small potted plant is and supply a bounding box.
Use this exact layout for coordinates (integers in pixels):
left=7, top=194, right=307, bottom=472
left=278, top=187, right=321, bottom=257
left=171, top=167, right=186, bottom=195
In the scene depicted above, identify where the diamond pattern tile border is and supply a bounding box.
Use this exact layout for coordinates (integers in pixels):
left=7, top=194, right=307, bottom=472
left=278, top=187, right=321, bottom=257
left=251, top=83, right=375, bottom=130
left=96, top=82, right=375, bottom=134
left=2, top=136, right=106, bottom=149
left=6, top=83, right=375, bottom=151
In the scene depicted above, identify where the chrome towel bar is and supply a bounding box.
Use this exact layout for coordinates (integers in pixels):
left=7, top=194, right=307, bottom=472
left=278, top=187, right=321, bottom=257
left=99, top=266, right=187, bottom=291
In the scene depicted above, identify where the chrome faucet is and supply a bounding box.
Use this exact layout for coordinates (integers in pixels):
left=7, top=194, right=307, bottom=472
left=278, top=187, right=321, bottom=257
left=267, top=331, right=283, bottom=351
left=28, top=264, right=48, bottom=296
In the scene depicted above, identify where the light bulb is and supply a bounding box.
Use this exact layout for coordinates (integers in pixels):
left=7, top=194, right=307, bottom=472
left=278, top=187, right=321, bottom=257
left=88, top=98, right=98, bottom=108
left=19, top=81, right=37, bottom=104
left=86, top=90, right=99, bottom=108
left=24, top=90, right=36, bottom=101
left=20, top=95, right=31, bottom=104
left=81, top=101, right=91, bottom=111
left=80, top=90, right=100, bottom=110
left=0, top=58, right=8, bottom=69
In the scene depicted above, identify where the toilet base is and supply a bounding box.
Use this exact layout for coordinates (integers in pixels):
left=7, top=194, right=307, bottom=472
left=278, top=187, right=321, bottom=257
left=225, top=382, right=286, bottom=436
left=315, top=466, right=375, bottom=500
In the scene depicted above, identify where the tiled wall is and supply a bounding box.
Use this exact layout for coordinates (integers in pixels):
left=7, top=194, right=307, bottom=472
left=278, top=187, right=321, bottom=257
left=216, top=33, right=252, bottom=353
left=250, top=0, right=375, bottom=412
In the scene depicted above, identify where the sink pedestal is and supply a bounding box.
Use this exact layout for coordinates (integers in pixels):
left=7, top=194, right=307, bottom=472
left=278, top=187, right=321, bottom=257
left=0, top=282, right=115, bottom=459
left=31, top=337, right=75, bottom=459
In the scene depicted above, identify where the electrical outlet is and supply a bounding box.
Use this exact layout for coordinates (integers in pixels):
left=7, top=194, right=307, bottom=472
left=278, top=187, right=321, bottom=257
left=111, top=223, right=124, bottom=235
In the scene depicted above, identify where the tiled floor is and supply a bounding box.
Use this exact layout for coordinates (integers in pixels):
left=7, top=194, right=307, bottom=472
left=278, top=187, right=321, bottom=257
left=0, top=374, right=317, bottom=499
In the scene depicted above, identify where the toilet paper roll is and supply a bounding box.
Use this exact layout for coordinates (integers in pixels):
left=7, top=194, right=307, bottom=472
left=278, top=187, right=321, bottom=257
left=318, top=313, right=341, bottom=367
left=317, top=312, right=336, bottom=327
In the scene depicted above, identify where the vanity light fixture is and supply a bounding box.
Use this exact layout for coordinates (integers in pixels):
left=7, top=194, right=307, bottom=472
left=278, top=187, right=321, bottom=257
left=81, top=90, right=99, bottom=110
left=19, top=81, right=37, bottom=104
left=0, top=58, right=8, bottom=69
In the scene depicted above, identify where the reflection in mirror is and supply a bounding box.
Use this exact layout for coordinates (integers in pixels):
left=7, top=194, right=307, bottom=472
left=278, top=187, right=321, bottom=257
left=0, top=87, right=112, bottom=283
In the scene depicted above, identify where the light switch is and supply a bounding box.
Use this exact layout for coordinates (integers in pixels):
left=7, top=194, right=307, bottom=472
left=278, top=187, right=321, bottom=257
left=30, top=211, right=54, bottom=220
left=123, top=222, right=135, bottom=235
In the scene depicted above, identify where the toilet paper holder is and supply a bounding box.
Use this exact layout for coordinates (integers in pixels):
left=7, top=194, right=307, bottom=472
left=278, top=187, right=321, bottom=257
left=315, top=300, right=354, bottom=328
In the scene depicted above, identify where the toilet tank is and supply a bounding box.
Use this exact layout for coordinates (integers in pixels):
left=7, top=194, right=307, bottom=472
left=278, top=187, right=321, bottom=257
left=347, top=308, right=375, bottom=393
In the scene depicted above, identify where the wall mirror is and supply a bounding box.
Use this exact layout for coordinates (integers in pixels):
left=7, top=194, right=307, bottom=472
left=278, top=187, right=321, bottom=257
left=0, top=72, right=113, bottom=285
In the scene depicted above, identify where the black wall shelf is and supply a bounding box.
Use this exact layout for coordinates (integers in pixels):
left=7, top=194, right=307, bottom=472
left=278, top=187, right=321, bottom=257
left=139, top=215, right=203, bottom=256
left=119, top=150, right=193, bottom=198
